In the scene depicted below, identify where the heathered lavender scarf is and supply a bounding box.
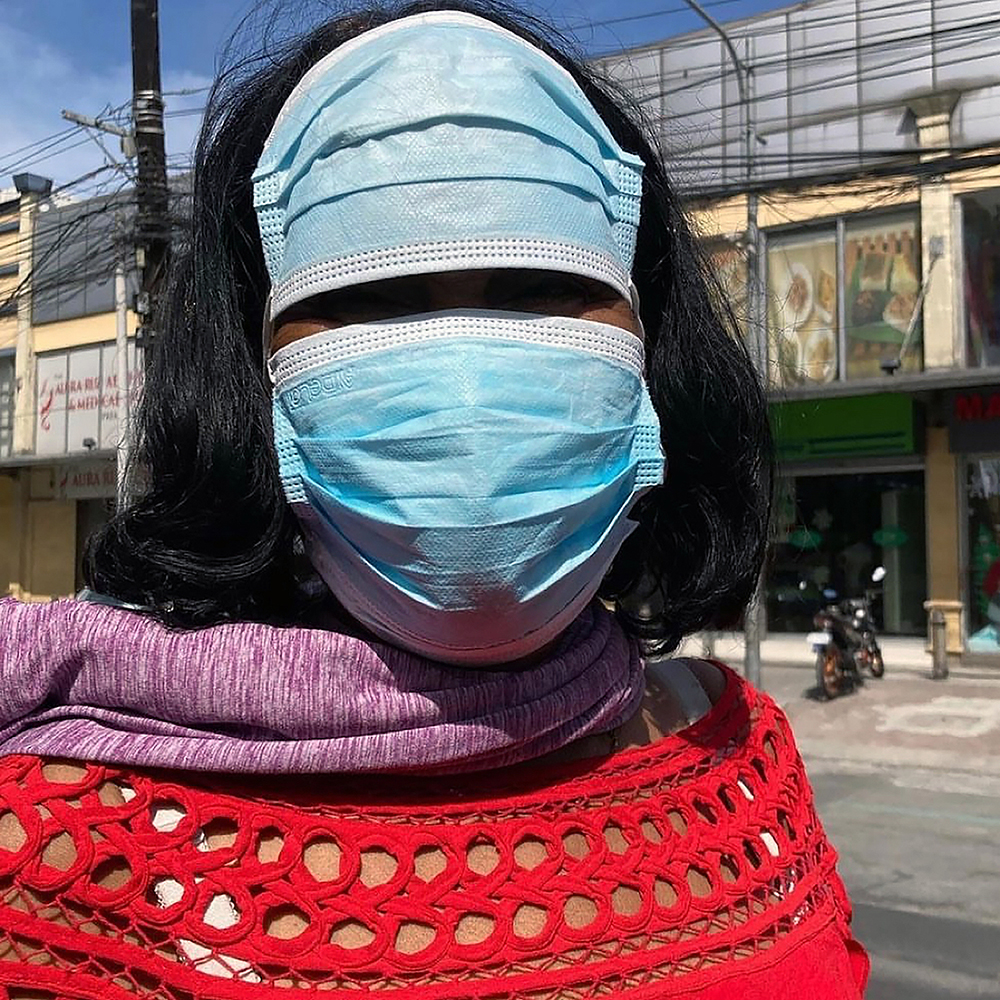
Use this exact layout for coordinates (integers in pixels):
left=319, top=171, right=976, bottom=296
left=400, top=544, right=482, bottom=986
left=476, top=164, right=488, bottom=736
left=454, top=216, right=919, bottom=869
left=0, top=596, right=642, bottom=774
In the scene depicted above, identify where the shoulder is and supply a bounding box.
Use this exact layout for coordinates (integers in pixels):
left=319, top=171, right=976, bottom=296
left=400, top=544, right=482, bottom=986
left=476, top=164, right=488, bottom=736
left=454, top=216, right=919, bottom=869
left=616, top=659, right=814, bottom=824
left=617, top=656, right=740, bottom=748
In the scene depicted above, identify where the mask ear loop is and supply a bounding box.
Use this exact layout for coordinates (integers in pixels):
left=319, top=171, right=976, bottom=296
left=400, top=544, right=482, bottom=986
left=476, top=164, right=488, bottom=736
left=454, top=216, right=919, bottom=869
left=262, top=291, right=276, bottom=385
left=628, top=281, right=646, bottom=342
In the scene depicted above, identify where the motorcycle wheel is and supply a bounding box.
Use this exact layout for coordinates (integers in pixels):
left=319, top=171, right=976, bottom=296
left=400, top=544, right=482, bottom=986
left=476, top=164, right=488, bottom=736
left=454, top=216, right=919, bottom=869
left=867, top=646, right=885, bottom=678
left=816, top=647, right=843, bottom=700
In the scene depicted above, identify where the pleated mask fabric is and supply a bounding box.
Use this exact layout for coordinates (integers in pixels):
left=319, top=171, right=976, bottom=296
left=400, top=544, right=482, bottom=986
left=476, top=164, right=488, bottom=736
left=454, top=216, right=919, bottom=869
left=269, top=311, right=663, bottom=666
left=252, top=10, right=645, bottom=319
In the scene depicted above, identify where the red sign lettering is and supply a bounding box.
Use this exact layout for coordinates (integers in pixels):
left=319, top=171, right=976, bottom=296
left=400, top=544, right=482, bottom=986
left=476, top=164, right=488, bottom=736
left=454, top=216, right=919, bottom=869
left=953, top=393, right=1000, bottom=422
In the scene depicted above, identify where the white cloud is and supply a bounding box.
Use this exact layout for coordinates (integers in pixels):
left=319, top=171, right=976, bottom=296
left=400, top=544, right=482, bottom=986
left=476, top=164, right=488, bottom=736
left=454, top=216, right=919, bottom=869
left=0, top=17, right=209, bottom=194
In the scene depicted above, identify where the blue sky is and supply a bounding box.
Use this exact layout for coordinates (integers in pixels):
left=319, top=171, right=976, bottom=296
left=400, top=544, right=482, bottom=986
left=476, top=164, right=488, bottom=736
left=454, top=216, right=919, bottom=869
left=0, top=0, right=786, bottom=190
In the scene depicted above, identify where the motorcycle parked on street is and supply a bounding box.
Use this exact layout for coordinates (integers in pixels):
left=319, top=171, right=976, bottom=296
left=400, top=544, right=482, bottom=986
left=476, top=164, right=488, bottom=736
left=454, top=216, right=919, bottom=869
left=806, top=567, right=886, bottom=700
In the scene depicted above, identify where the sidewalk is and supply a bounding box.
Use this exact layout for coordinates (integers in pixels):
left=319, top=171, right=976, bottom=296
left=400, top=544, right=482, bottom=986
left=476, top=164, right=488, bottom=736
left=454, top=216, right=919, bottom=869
left=675, top=631, right=972, bottom=677
left=675, top=631, right=1000, bottom=779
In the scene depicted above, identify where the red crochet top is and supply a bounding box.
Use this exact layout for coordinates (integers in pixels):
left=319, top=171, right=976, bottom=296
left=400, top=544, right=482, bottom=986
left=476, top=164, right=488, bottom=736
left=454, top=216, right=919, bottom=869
left=0, top=665, right=868, bottom=999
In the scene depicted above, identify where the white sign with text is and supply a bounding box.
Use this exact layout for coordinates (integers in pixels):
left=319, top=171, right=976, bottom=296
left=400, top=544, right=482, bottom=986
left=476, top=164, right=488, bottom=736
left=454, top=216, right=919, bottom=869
left=35, top=342, right=143, bottom=457
left=57, top=460, right=117, bottom=499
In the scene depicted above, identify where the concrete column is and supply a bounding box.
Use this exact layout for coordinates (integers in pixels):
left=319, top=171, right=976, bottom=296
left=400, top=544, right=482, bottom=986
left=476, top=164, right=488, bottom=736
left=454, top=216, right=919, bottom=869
left=25, top=498, right=76, bottom=599
left=11, top=174, right=52, bottom=455
left=924, top=426, right=964, bottom=653
left=910, top=95, right=960, bottom=371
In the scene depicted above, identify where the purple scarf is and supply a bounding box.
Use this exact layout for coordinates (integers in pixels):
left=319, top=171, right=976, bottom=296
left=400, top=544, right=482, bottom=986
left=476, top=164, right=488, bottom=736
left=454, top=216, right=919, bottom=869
left=0, top=596, right=642, bottom=774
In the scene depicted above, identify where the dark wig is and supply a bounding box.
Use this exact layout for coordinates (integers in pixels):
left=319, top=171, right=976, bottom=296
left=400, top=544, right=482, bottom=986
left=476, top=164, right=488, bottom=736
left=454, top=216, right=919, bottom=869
left=84, top=0, right=773, bottom=651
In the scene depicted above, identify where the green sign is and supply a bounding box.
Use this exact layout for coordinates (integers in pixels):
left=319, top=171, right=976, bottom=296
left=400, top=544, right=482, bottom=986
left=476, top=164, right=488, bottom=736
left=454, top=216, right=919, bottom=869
left=787, top=527, right=822, bottom=549
left=873, top=525, right=909, bottom=548
left=771, top=393, right=916, bottom=463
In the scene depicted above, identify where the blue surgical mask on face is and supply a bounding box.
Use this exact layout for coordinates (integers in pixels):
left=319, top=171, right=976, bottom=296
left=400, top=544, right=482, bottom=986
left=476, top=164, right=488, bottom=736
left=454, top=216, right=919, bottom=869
left=270, top=310, right=663, bottom=665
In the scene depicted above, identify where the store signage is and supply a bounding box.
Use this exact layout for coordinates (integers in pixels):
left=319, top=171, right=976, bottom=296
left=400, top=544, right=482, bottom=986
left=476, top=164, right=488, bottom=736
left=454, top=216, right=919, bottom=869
left=35, top=342, right=143, bottom=457
left=787, top=526, right=822, bottom=549
left=57, top=460, right=116, bottom=499
left=949, top=390, right=1000, bottom=453
left=873, top=525, right=908, bottom=548
left=771, top=393, right=917, bottom=462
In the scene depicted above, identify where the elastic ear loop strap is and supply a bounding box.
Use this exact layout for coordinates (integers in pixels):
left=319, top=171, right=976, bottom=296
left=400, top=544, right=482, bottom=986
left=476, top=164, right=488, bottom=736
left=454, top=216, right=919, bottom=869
left=263, top=291, right=275, bottom=384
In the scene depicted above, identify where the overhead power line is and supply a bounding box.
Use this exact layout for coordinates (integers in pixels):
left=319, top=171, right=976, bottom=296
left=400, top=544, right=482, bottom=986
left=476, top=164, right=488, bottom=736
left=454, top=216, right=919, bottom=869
left=632, top=7, right=1000, bottom=114
left=573, top=0, right=752, bottom=33
left=682, top=145, right=1000, bottom=201
left=603, top=0, right=996, bottom=58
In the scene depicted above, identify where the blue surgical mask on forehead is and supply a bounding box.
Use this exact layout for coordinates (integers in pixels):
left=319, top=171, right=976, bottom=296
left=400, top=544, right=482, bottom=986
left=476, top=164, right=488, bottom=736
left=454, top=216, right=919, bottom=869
left=253, top=10, right=644, bottom=319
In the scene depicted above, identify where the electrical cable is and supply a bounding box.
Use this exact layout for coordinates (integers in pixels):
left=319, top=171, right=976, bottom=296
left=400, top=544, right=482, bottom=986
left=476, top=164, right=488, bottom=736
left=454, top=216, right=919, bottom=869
left=637, top=10, right=1000, bottom=118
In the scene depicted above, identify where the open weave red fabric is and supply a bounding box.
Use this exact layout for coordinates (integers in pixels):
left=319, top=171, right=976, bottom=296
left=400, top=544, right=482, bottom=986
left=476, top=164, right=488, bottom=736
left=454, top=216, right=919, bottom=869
left=0, top=665, right=868, bottom=998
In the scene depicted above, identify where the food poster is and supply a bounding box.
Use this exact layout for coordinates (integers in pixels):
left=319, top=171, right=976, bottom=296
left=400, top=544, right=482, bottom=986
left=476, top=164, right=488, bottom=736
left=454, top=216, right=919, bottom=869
left=962, top=195, right=1000, bottom=367
left=708, top=243, right=748, bottom=338
left=844, top=215, right=922, bottom=378
left=766, top=233, right=838, bottom=387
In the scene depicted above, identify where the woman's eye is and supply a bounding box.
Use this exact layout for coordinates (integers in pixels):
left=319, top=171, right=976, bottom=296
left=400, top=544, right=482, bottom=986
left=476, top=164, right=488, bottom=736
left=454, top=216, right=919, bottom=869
left=500, top=276, right=591, bottom=307
left=337, top=294, right=399, bottom=315
left=309, top=288, right=423, bottom=322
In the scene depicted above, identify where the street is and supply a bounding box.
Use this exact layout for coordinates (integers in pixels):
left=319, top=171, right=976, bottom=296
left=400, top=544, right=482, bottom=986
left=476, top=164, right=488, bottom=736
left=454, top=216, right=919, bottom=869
left=814, top=766, right=1000, bottom=998
left=678, top=635, right=1000, bottom=998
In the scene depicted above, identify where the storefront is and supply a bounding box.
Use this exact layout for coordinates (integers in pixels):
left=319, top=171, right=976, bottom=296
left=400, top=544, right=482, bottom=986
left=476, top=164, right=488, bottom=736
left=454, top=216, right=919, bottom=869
left=955, top=190, right=1000, bottom=652
left=768, top=394, right=927, bottom=635
left=950, top=388, right=1000, bottom=652
left=1, top=339, right=140, bottom=600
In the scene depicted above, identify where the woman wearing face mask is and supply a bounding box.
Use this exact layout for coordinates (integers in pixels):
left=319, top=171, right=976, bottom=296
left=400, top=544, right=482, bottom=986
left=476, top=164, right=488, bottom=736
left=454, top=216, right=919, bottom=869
left=0, top=4, right=868, bottom=997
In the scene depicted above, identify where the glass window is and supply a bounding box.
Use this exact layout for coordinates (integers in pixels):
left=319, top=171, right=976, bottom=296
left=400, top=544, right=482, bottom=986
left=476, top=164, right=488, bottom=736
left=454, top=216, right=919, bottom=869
left=768, top=470, right=926, bottom=635
left=766, top=231, right=838, bottom=388
left=31, top=193, right=139, bottom=325
left=844, top=213, right=922, bottom=378
left=966, top=458, right=1000, bottom=651
left=962, top=191, right=1000, bottom=367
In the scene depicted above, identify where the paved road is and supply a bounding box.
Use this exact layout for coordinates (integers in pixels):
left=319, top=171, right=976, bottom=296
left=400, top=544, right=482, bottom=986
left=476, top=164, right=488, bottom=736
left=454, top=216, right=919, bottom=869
left=811, top=766, right=1000, bottom=998
left=751, top=660, right=1000, bottom=999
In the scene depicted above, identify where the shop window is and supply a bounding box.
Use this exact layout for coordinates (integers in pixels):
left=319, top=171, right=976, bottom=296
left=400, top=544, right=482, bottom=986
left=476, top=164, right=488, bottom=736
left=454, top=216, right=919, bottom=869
left=764, top=209, right=922, bottom=386
left=844, top=214, right=922, bottom=378
left=966, top=458, right=1000, bottom=651
left=766, top=229, right=837, bottom=388
left=962, top=191, right=1000, bottom=368
left=768, top=470, right=926, bottom=635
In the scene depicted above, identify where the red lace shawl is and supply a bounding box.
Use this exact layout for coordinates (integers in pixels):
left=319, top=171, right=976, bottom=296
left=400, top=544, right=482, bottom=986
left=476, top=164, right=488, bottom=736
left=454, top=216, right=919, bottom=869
left=0, top=665, right=869, bottom=999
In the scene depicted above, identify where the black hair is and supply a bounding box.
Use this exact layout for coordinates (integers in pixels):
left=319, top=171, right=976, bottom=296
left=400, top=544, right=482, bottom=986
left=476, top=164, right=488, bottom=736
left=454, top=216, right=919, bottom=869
left=84, top=0, right=773, bottom=652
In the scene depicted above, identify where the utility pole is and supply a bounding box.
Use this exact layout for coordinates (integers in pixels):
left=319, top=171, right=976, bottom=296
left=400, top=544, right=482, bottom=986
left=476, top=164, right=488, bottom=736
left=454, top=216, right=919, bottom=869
left=130, top=0, right=169, bottom=335
left=682, top=0, right=765, bottom=689
left=114, top=217, right=131, bottom=508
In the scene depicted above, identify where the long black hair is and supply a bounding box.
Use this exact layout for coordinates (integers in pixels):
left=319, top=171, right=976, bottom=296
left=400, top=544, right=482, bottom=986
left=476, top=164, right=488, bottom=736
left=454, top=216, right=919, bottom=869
left=84, top=0, right=773, bottom=651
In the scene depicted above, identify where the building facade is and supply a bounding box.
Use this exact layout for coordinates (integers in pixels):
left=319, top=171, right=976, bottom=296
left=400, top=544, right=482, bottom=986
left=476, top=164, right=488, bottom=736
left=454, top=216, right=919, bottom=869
left=0, top=178, right=140, bottom=602
left=599, top=0, right=1000, bottom=656
left=6, top=0, right=1000, bottom=661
